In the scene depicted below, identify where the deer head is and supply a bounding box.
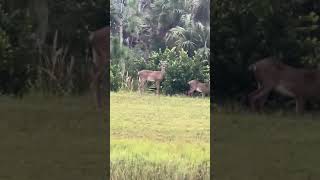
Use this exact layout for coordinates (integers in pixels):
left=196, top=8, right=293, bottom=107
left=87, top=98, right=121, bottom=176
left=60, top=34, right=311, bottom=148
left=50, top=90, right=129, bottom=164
left=187, top=80, right=210, bottom=97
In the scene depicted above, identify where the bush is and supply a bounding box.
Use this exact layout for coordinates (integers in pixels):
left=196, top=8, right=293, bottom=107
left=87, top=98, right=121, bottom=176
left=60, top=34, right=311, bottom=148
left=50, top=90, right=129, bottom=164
left=111, top=36, right=153, bottom=91
left=110, top=37, right=209, bottom=94
left=110, top=63, right=122, bottom=91
left=0, top=7, right=36, bottom=96
left=161, top=48, right=209, bottom=95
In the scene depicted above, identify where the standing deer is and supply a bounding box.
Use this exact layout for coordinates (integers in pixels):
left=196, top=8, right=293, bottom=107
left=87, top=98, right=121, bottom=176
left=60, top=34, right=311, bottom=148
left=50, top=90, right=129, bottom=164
left=138, top=63, right=167, bottom=95
left=89, top=26, right=109, bottom=108
left=187, top=80, right=210, bottom=97
left=248, top=57, right=320, bottom=114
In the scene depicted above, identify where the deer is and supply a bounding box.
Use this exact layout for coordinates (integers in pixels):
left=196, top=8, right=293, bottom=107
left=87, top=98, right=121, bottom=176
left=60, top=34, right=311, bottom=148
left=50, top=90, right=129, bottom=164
left=187, top=80, right=210, bottom=97
left=248, top=57, right=320, bottom=114
left=89, top=26, right=109, bottom=109
left=137, top=62, right=167, bottom=95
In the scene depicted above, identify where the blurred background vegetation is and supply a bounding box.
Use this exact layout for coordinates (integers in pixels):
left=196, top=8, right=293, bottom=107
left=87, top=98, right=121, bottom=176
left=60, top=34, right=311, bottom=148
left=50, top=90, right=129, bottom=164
left=0, top=0, right=107, bottom=97
left=110, top=0, right=210, bottom=95
left=213, top=0, right=320, bottom=105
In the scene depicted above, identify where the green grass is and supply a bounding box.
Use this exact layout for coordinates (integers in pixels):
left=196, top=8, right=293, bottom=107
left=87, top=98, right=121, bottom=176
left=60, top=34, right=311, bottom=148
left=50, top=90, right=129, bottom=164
left=0, top=94, right=106, bottom=180
left=111, top=91, right=210, bottom=180
left=214, top=108, right=320, bottom=180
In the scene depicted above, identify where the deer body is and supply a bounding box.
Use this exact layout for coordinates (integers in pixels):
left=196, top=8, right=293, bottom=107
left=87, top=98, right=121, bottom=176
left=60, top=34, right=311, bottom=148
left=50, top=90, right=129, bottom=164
left=89, top=26, right=109, bottom=108
left=138, top=65, right=166, bottom=95
left=248, top=57, right=320, bottom=113
left=187, top=80, right=210, bottom=97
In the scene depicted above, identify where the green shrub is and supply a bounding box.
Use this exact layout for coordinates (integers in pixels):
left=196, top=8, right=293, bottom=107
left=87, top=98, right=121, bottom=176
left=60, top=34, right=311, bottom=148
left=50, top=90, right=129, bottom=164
left=111, top=63, right=122, bottom=92
left=110, top=38, right=209, bottom=94
left=0, top=6, right=36, bottom=96
left=162, top=48, right=209, bottom=95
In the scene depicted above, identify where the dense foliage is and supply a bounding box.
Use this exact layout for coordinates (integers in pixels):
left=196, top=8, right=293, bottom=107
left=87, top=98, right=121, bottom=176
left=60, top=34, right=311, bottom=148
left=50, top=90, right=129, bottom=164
left=213, top=0, right=320, bottom=101
left=158, top=48, right=209, bottom=95
left=0, top=4, right=35, bottom=96
left=110, top=0, right=210, bottom=95
left=0, top=0, right=107, bottom=96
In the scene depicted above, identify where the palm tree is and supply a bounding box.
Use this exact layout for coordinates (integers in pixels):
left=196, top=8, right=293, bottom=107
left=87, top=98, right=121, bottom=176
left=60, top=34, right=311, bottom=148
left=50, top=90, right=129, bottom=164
left=165, top=13, right=210, bottom=56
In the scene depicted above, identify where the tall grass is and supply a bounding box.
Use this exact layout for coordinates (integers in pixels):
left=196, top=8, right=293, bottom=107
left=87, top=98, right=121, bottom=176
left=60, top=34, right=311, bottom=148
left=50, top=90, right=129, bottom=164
left=111, top=91, right=210, bottom=180
left=33, top=30, right=92, bottom=95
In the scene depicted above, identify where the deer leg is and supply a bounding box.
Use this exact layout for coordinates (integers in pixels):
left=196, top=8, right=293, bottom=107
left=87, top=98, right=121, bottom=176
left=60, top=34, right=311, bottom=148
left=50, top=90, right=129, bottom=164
left=156, top=81, right=160, bottom=95
left=140, top=80, right=146, bottom=94
left=295, top=97, right=305, bottom=114
left=248, top=82, right=266, bottom=108
left=96, top=69, right=107, bottom=109
left=254, top=93, right=269, bottom=112
left=90, top=67, right=101, bottom=109
left=250, top=87, right=272, bottom=112
left=256, top=93, right=269, bottom=112
left=248, top=88, right=263, bottom=111
left=138, top=79, right=141, bottom=94
left=142, top=80, right=146, bottom=93
left=92, top=59, right=108, bottom=109
left=139, top=81, right=142, bottom=94
left=188, top=87, right=196, bottom=96
left=138, top=78, right=143, bottom=94
left=93, top=72, right=102, bottom=108
left=154, top=82, right=157, bottom=95
left=248, top=85, right=269, bottom=111
left=90, top=69, right=96, bottom=104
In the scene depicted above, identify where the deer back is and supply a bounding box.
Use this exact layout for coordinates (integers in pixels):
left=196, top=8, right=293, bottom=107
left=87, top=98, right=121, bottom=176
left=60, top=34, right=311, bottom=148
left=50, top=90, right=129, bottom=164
left=138, top=69, right=165, bottom=81
left=251, top=57, right=320, bottom=97
left=188, top=80, right=210, bottom=93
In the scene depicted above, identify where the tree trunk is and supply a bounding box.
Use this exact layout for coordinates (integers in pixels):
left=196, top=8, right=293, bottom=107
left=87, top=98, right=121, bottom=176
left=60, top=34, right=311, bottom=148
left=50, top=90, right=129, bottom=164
left=28, top=0, right=48, bottom=47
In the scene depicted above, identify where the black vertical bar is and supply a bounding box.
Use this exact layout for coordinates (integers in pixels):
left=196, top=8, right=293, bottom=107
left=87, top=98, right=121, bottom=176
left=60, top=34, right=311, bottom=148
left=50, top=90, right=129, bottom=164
left=106, top=0, right=111, bottom=179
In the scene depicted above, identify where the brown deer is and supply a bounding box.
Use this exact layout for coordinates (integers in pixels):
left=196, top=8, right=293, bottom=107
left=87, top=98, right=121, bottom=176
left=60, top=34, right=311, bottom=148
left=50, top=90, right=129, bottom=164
left=138, top=63, right=167, bottom=95
left=248, top=57, right=320, bottom=114
left=89, top=26, right=109, bottom=108
left=187, top=80, right=210, bottom=97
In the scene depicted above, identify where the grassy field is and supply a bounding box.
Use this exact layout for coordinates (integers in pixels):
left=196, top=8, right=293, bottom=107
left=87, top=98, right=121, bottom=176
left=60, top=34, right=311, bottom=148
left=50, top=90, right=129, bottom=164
left=214, top=107, right=320, bottom=180
left=0, top=94, right=106, bottom=180
left=110, top=91, right=210, bottom=180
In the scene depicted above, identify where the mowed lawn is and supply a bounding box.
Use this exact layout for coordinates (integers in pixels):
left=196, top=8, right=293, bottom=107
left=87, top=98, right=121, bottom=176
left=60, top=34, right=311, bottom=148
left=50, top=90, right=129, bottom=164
left=214, top=109, right=320, bottom=180
left=0, top=95, right=106, bottom=180
left=111, top=92, right=210, bottom=180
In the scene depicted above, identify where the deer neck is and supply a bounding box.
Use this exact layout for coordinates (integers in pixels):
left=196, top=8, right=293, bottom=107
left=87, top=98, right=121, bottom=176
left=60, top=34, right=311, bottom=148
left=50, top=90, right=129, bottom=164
left=160, top=68, right=166, bottom=76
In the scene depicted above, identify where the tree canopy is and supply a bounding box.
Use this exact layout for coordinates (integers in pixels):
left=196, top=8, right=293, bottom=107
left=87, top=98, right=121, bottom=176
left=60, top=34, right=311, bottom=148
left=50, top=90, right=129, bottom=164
left=110, top=0, right=210, bottom=95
